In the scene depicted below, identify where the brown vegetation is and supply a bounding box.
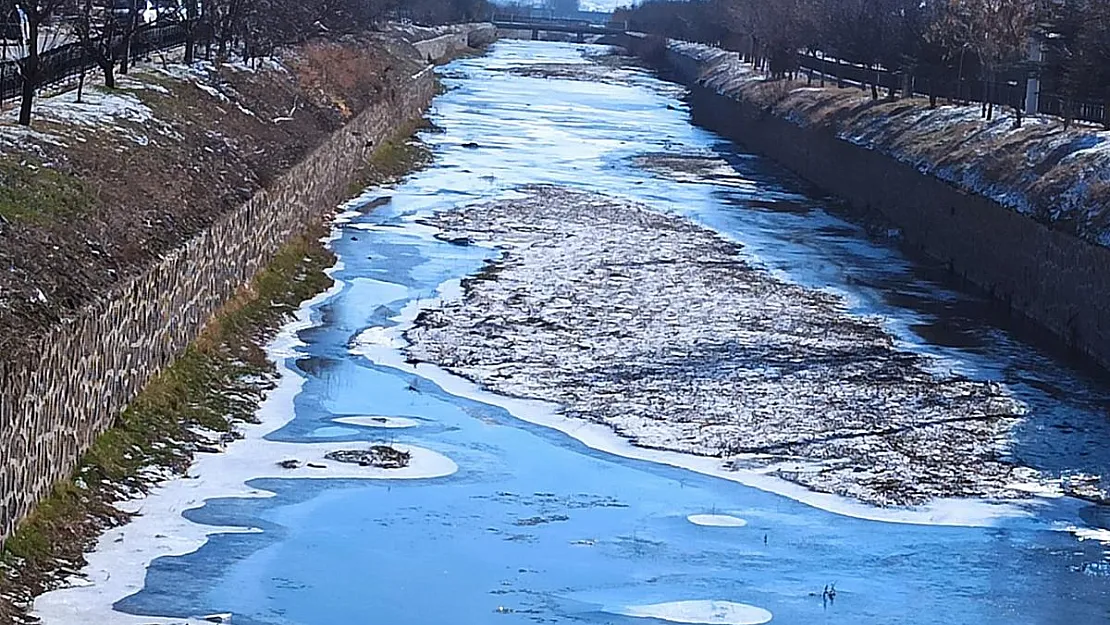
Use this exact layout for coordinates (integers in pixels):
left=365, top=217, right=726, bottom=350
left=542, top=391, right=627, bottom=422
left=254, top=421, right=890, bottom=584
left=0, top=33, right=420, bottom=352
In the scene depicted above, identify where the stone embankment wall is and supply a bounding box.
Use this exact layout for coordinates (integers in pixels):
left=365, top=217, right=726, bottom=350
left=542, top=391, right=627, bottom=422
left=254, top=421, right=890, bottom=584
left=629, top=35, right=1110, bottom=371
left=413, top=24, right=496, bottom=62
left=0, top=25, right=493, bottom=546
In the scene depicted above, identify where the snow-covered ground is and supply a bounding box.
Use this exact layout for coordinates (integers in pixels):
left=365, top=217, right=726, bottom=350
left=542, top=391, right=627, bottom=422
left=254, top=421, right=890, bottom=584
left=405, top=186, right=1035, bottom=507
left=670, top=40, right=1110, bottom=248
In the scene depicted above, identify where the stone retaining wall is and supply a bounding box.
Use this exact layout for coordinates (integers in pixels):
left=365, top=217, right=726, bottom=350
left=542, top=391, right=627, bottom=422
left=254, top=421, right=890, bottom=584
left=629, top=35, right=1110, bottom=371
left=0, top=65, right=438, bottom=546
left=413, top=23, right=496, bottom=62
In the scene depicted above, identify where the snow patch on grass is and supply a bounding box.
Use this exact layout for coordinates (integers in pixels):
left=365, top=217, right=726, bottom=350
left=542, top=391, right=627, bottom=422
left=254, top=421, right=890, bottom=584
left=28, top=88, right=154, bottom=128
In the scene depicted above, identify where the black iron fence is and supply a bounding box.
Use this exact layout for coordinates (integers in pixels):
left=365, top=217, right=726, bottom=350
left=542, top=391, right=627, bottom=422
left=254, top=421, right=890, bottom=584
left=797, top=54, right=1025, bottom=111
left=1037, top=93, right=1106, bottom=125
left=794, top=52, right=1106, bottom=126
left=0, top=20, right=192, bottom=103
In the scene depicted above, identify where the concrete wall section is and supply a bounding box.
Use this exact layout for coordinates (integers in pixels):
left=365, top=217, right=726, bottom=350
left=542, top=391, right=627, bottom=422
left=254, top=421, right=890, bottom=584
left=413, top=23, right=496, bottom=62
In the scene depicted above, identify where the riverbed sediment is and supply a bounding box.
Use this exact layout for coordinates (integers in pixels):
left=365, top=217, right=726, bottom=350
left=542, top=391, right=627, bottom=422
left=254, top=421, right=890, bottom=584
left=405, top=186, right=1033, bottom=507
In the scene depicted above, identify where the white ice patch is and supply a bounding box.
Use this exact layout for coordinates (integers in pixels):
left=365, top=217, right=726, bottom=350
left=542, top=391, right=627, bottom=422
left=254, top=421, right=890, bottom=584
left=687, top=514, right=748, bottom=527
left=334, top=416, right=420, bottom=429
left=618, top=600, right=773, bottom=625
left=269, top=442, right=455, bottom=479
left=355, top=325, right=408, bottom=349
left=356, top=277, right=1035, bottom=528
left=1067, top=526, right=1110, bottom=543
left=154, top=60, right=216, bottom=82
left=194, top=82, right=230, bottom=102
left=31, top=254, right=452, bottom=624
left=436, top=277, right=465, bottom=302
left=27, top=87, right=154, bottom=127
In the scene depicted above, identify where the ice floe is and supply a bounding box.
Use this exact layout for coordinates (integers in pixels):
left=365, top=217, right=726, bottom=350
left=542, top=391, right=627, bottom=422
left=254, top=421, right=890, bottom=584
left=687, top=514, right=748, bottom=527
left=405, top=186, right=1032, bottom=507
left=618, top=600, right=773, bottom=625
left=334, top=415, right=421, bottom=429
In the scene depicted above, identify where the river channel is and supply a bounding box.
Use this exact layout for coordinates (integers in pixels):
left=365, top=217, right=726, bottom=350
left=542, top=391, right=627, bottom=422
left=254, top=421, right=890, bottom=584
left=36, top=39, right=1110, bottom=625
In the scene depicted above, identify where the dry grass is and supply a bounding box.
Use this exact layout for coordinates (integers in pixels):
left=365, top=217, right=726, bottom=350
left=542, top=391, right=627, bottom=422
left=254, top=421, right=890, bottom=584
left=0, top=231, right=334, bottom=622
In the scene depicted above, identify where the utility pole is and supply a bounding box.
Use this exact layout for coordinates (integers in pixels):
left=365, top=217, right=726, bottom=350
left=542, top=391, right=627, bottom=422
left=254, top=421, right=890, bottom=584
left=1024, top=36, right=1043, bottom=116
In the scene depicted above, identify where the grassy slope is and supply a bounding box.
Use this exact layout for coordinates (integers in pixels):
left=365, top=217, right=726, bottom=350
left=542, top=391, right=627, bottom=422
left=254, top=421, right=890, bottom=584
left=0, top=119, right=437, bottom=622
left=0, top=231, right=334, bottom=621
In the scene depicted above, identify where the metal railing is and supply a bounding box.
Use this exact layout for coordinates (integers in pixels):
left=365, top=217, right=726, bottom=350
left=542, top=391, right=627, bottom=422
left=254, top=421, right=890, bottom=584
left=796, top=54, right=1026, bottom=111
left=0, top=20, right=193, bottom=103
left=795, top=52, right=1106, bottom=126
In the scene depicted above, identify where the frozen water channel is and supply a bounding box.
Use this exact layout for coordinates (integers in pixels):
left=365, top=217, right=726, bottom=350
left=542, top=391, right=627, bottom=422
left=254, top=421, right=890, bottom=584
left=38, top=40, right=1110, bottom=623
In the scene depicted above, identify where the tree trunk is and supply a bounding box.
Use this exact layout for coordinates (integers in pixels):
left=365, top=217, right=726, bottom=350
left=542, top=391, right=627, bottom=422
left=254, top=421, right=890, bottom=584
left=956, top=50, right=966, bottom=105
left=102, top=59, right=116, bottom=89
left=18, top=20, right=39, bottom=126
left=217, top=27, right=228, bottom=60
left=990, top=77, right=999, bottom=121
left=77, top=62, right=86, bottom=103
left=120, top=0, right=143, bottom=75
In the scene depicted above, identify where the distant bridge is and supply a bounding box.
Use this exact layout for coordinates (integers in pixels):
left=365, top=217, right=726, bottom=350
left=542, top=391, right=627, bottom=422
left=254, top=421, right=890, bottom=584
left=491, top=17, right=628, bottom=40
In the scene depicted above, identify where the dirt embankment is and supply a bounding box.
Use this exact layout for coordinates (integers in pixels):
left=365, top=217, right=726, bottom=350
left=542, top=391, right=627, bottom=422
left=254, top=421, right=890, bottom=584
left=0, top=32, right=428, bottom=353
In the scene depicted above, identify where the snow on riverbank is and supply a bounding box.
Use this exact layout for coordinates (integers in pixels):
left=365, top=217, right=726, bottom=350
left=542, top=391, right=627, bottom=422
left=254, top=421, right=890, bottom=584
left=671, top=40, right=1110, bottom=248
left=404, top=186, right=1032, bottom=508
left=31, top=265, right=454, bottom=625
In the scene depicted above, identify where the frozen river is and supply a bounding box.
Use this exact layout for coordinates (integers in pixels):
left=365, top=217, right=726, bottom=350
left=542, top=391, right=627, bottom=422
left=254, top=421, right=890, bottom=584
left=37, top=40, right=1110, bottom=624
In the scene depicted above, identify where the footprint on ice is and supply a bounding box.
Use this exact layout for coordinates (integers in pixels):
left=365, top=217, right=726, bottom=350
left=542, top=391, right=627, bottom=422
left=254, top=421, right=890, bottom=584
left=619, top=600, right=772, bottom=625
left=334, top=416, right=420, bottom=429
left=687, top=514, right=747, bottom=527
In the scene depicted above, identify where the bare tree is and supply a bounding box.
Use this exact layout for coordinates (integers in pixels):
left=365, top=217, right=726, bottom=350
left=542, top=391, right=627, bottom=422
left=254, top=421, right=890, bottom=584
left=72, top=0, right=120, bottom=88
left=10, top=0, right=73, bottom=125
left=964, top=0, right=1037, bottom=121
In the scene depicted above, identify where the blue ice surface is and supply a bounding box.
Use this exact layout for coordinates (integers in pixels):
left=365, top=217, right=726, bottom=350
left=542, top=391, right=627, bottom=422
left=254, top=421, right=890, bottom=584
left=116, top=40, right=1110, bottom=624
